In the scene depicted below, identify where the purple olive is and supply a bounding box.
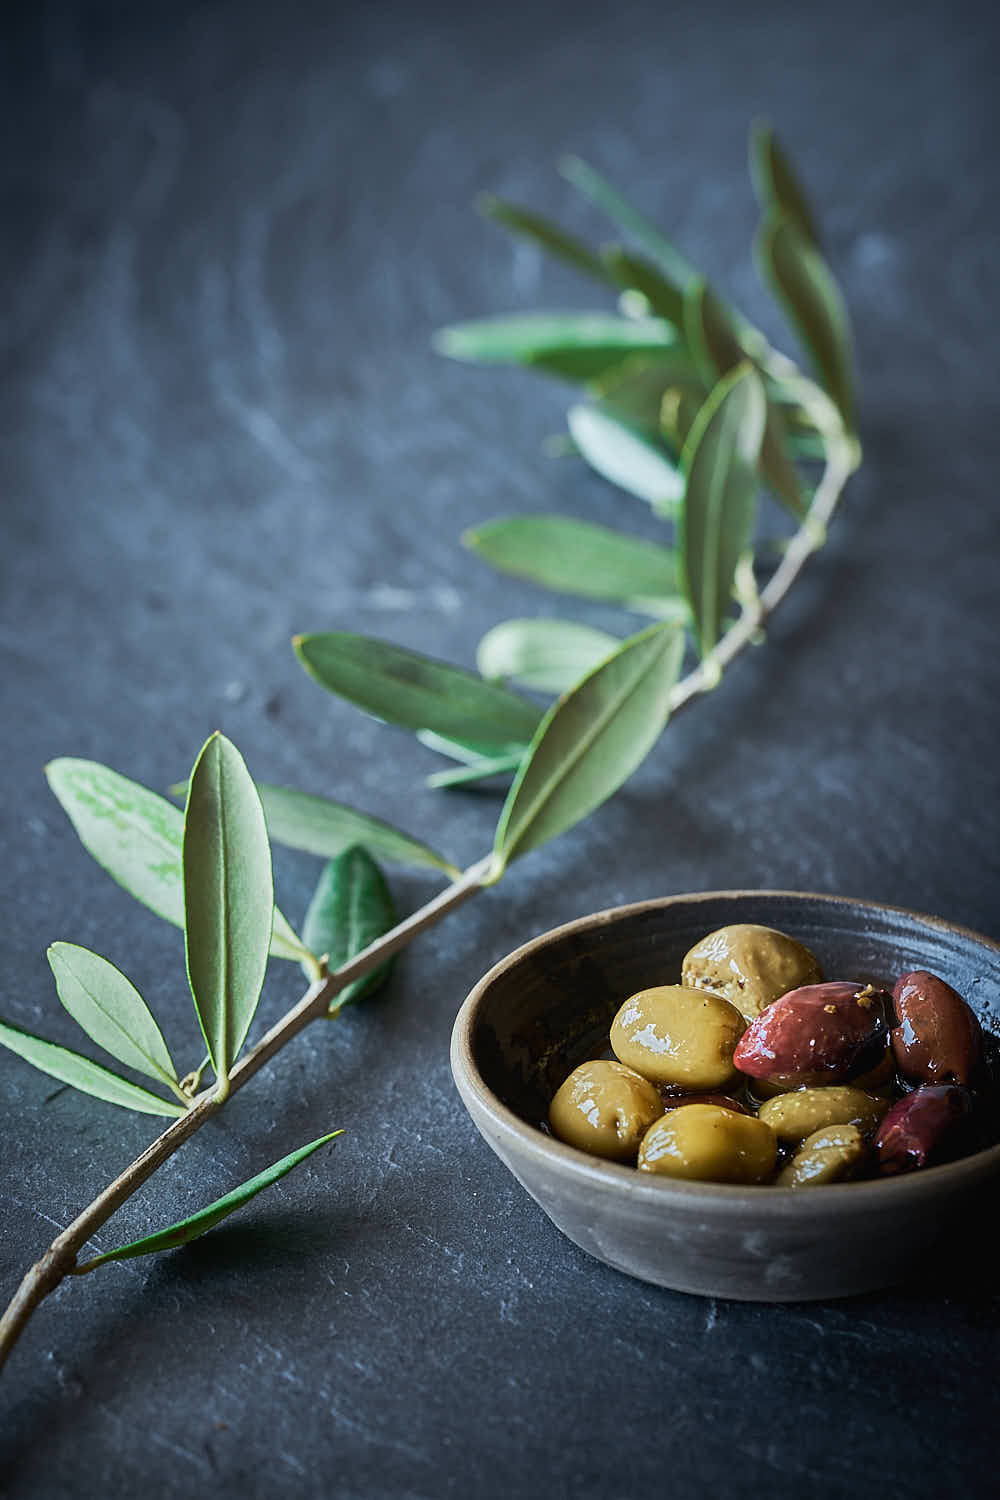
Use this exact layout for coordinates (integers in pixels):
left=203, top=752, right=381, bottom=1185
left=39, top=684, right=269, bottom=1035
left=733, top=981, right=886, bottom=1086
left=891, top=970, right=983, bottom=1087
left=874, top=1085, right=973, bottom=1175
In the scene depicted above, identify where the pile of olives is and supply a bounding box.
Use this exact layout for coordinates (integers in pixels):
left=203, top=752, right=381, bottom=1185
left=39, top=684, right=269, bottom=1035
left=547, top=924, right=997, bottom=1188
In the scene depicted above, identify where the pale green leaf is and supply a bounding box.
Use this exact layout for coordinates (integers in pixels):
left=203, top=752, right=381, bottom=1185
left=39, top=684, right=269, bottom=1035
left=679, top=364, right=767, bottom=657
left=477, top=196, right=613, bottom=285
left=433, top=313, right=675, bottom=380
left=493, top=622, right=685, bottom=866
left=415, top=729, right=527, bottom=765
left=303, top=847, right=398, bottom=1007
left=45, top=758, right=307, bottom=965
left=560, top=156, right=698, bottom=290
left=0, top=1020, right=185, bottom=1118
left=567, top=405, right=684, bottom=512
left=294, top=632, right=543, bottom=746
left=256, top=783, right=458, bottom=876
left=756, top=215, right=857, bottom=433
left=183, top=734, right=274, bottom=1083
left=426, top=752, right=525, bottom=790
left=74, top=1132, right=341, bottom=1271
left=47, top=942, right=178, bottom=1086
left=750, top=121, right=819, bottom=246
left=477, top=618, right=620, bottom=695
left=464, top=515, right=685, bottom=614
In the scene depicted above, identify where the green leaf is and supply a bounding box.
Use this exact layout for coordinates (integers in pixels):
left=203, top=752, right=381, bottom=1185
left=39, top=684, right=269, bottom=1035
left=750, top=121, right=819, bottom=246
left=74, top=1132, right=342, bottom=1271
left=415, top=729, right=527, bottom=764
left=477, top=618, right=620, bottom=695
left=426, top=752, right=525, bottom=791
left=559, top=156, right=698, bottom=290
left=294, top=632, right=543, bottom=746
left=679, top=364, right=767, bottom=657
left=183, top=733, right=274, bottom=1085
left=493, top=622, right=685, bottom=867
left=684, top=279, right=805, bottom=519
left=477, top=196, right=613, bottom=285
left=590, top=353, right=706, bottom=441
left=464, top=515, right=687, bottom=616
left=45, top=759, right=307, bottom=965
left=600, top=246, right=685, bottom=326
left=47, top=943, right=178, bottom=1087
left=255, top=783, right=458, bottom=876
left=566, top=405, right=684, bottom=512
left=433, top=313, right=675, bottom=381
left=303, top=847, right=398, bottom=1008
left=756, top=215, right=857, bottom=434
left=0, top=1020, right=185, bottom=1118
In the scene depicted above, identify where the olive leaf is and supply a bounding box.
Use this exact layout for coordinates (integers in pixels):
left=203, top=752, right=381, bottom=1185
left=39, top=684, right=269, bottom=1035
left=599, top=246, right=685, bottom=326
left=493, top=621, right=685, bottom=868
left=755, top=215, right=857, bottom=434
left=590, top=353, right=706, bottom=441
left=477, top=196, right=614, bottom=285
left=47, top=943, right=179, bottom=1089
left=294, top=632, right=543, bottom=746
left=183, top=733, right=274, bottom=1087
left=255, top=784, right=458, bottom=876
left=559, top=155, right=698, bottom=291
left=44, top=759, right=309, bottom=965
left=679, top=364, right=767, bottom=658
left=477, top=618, right=620, bottom=695
left=425, top=752, right=526, bottom=791
left=73, top=1132, right=342, bottom=1272
left=0, top=1020, right=186, bottom=1118
left=463, top=515, right=687, bottom=616
left=566, top=405, right=684, bottom=513
left=684, top=278, right=805, bottom=519
left=432, top=313, right=675, bottom=381
left=303, top=847, right=398, bottom=1008
left=749, top=121, right=819, bottom=247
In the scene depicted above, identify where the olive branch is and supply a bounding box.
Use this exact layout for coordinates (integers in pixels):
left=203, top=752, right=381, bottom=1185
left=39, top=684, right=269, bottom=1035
left=0, top=123, right=860, bottom=1373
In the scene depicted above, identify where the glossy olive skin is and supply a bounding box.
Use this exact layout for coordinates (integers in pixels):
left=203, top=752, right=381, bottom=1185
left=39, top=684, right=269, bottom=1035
left=637, top=1104, right=777, bottom=1184
left=549, top=1060, right=664, bottom=1163
left=778, top=1124, right=868, bottom=1187
left=874, top=1084, right=974, bottom=1175
left=681, top=924, right=822, bottom=1021
left=758, top=1086, right=887, bottom=1143
left=659, top=1091, right=748, bottom=1115
left=610, top=985, right=746, bottom=1090
left=733, top=982, right=887, bottom=1087
left=891, top=970, right=984, bottom=1087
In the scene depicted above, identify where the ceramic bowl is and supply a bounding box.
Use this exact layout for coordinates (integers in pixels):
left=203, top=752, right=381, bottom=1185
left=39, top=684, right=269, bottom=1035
left=450, top=891, right=1000, bottom=1302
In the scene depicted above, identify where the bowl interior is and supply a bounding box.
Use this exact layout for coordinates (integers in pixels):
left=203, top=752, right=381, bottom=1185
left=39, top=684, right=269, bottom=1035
left=468, top=892, right=1000, bottom=1134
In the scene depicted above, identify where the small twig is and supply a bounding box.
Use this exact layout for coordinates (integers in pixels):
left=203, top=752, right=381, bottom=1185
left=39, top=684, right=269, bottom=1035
left=0, top=855, right=494, bottom=1374
left=0, top=370, right=856, bottom=1376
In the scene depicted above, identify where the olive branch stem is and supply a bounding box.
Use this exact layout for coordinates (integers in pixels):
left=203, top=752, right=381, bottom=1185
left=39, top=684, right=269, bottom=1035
left=0, top=855, right=494, bottom=1373
left=0, top=364, right=856, bottom=1375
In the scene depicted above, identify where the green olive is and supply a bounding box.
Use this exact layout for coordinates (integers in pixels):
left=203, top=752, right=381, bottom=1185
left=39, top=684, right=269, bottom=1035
left=610, top=985, right=746, bottom=1090
left=758, top=1086, right=888, bottom=1143
left=548, top=1060, right=663, bottom=1162
left=638, top=1103, right=777, bottom=1183
left=778, top=1124, right=868, bottom=1187
left=681, top=923, right=822, bottom=1021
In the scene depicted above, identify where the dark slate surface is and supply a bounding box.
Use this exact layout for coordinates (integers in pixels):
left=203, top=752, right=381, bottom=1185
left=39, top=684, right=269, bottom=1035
left=2, top=0, right=999, bottom=1494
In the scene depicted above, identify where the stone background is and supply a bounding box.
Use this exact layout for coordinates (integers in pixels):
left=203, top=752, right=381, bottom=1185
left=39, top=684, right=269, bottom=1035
left=2, top=1, right=998, bottom=1494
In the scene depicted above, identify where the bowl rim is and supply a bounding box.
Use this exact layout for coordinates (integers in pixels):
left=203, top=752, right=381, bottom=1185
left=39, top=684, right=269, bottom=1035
left=451, top=888, right=1000, bottom=1215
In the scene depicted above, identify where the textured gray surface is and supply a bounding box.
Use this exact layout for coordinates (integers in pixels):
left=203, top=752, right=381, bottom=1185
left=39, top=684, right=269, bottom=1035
left=2, top=0, right=999, bottom=1495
